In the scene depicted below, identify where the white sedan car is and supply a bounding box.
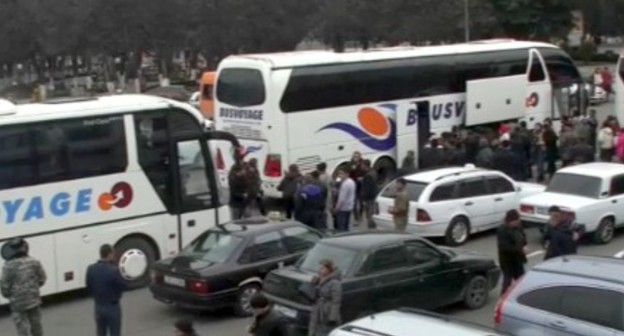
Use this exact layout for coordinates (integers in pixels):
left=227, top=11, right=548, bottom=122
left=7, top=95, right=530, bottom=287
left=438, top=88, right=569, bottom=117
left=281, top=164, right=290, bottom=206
left=374, top=165, right=545, bottom=246
left=520, top=162, right=624, bottom=244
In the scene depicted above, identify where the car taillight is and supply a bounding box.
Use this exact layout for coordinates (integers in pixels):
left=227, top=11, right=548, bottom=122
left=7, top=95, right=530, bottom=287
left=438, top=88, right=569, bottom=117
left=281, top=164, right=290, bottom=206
left=519, top=204, right=534, bottom=214
left=264, top=154, right=282, bottom=178
left=186, top=279, right=209, bottom=294
left=494, top=275, right=523, bottom=325
left=416, top=209, right=431, bottom=222
left=216, top=148, right=225, bottom=170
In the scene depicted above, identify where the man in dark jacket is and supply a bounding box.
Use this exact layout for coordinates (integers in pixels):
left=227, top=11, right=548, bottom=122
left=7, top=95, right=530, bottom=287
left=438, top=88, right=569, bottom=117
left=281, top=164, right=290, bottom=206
left=86, top=244, right=126, bottom=336
left=567, top=137, right=595, bottom=164
left=419, top=138, right=444, bottom=169
left=491, top=140, right=526, bottom=181
left=229, top=162, right=249, bottom=219
left=544, top=206, right=579, bottom=260
left=248, top=293, right=291, bottom=336
left=497, top=210, right=527, bottom=294
left=246, top=158, right=266, bottom=216
left=295, top=172, right=328, bottom=229
left=359, top=160, right=377, bottom=229
left=278, top=164, right=302, bottom=219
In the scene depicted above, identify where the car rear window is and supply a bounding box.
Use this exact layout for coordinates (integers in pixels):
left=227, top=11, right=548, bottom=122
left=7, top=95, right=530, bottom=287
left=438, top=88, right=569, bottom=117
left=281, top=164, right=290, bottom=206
left=181, top=231, right=244, bottom=263
left=546, top=173, right=602, bottom=198
left=216, top=68, right=265, bottom=107
left=299, top=243, right=358, bottom=275
left=381, top=180, right=427, bottom=201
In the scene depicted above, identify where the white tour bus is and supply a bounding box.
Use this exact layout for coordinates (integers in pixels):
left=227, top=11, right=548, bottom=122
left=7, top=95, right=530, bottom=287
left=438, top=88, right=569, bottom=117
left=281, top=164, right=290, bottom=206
left=0, top=95, right=239, bottom=304
left=616, top=54, right=624, bottom=123
left=214, top=39, right=584, bottom=198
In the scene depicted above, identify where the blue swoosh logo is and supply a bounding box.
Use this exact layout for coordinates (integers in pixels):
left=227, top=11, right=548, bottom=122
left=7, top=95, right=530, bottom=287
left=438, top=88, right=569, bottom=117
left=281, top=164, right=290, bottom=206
left=319, top=120, right=396, bottom=151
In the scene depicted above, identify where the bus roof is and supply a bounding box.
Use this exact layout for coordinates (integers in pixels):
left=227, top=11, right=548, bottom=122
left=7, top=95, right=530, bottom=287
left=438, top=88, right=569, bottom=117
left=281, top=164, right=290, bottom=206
left=221, top=40, right=559, bottom=69
left=0, top=94, right=203, bottom=126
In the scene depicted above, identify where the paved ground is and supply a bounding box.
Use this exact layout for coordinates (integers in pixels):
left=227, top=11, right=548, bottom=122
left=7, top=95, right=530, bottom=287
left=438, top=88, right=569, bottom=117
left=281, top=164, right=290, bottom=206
left=0, top=100, right=620, bottom=335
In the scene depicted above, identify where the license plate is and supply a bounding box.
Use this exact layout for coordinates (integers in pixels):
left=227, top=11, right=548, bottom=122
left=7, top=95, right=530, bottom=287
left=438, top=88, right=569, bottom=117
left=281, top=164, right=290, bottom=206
left=275, top=304, right=297, bottom=318
left=164, top=275, right=185, bottom=287
left=536, top=207, right=549, bottom=215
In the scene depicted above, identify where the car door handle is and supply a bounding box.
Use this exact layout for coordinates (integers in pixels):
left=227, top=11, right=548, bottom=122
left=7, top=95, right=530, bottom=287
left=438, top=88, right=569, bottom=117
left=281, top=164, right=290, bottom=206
left=494, top=197, right=503, bottom=202
left=464, top=201, right=473, bottom=206
left=187, top=220, right=196, bottom=227
left=548, top=320, right=567, bottom=329
left=613, top=200, right=618, bottom=204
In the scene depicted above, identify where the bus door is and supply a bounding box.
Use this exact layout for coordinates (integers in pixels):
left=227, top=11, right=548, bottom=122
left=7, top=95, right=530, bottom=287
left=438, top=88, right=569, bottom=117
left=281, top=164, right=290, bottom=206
left=171, top=131, right=239, bottom=248
left=465, top=75, right=527, bottom=127
left=524, top=49, right=552, bottom=129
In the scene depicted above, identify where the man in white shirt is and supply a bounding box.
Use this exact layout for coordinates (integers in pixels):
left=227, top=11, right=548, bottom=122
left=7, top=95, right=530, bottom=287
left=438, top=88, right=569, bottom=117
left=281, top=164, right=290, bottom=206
left=333, top=169, right=356, bottom=232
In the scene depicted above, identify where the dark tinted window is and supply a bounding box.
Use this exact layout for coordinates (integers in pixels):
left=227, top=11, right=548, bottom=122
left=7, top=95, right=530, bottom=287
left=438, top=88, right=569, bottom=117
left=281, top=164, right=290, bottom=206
left=517, top=286, right=564, bottom=313
left=281, top=226, right=321, bottom=253
left=429, top=183, right=456, bottom=202
left=369, top=246, right=408, bottom=272
left=458, top=178, right=489, bottom=197
left=538, top=48, right=582, bottom=85
left=381, top=180, right=427, bottom=201
left=456, top=49, right=529, bottom=90
left=529, top=59, right=546, bottom=82
left=560, top=287, right=623, bottom=331
left=610, top=175, right=624, bottom=196
left=488, top=176, right=515, bottom=193
left=252, top=231, right=288, bottom=261
left=405, top=240, right=442, bottom=264
left=546, top=173, right=602, bottom=198
left=216, top=68, right=265, bottom=107
left=0, top=116, right=127, bottom=190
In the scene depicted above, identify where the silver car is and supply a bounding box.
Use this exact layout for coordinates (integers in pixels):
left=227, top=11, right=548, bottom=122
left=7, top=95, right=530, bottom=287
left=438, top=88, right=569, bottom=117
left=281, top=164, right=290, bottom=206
left=495, top=255, right=624, bottom=336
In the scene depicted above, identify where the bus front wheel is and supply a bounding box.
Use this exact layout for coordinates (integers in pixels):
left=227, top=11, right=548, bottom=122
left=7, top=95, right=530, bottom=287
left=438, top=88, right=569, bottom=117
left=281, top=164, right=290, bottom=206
left=115, top=237, right=157, bottom=289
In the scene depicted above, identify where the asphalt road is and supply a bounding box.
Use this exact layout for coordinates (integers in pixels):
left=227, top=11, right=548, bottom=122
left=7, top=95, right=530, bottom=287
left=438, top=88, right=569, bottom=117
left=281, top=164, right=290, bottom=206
left=0, top=100, right=621, bottom=336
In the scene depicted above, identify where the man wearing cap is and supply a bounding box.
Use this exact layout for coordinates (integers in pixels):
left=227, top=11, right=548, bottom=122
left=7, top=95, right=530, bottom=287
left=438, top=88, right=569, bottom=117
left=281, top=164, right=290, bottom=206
left=0, top=238, right=47, bottom=336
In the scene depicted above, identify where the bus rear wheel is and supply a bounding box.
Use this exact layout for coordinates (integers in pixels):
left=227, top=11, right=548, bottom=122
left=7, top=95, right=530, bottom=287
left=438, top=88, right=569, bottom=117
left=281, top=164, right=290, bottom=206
left=115, top=237, right=157, bottom=289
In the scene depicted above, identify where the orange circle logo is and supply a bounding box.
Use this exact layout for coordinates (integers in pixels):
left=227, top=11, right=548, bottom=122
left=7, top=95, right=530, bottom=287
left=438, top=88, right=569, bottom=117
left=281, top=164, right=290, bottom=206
left=358, top=108, right=388, bottom=137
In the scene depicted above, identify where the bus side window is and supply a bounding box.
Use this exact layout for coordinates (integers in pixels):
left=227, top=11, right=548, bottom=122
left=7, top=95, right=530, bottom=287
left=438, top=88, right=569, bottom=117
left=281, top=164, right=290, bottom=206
left=176, top=140, right=214, bottom=212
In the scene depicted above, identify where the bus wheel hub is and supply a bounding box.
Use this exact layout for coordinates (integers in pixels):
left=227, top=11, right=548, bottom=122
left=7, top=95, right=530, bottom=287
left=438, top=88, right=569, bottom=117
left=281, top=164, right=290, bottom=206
left=118, top=249, right=147, bottom=280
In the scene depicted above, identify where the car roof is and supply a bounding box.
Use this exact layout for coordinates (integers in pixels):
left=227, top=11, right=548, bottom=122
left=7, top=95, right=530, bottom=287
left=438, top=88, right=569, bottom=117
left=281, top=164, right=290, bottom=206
left=556, top=162, right=624, bottom=179
left=402, top=165, right=491, bottom=184
left=532, top=255, right=624, bottom=286
left=209, top=218, right=307, bottom=237
left=321, top=231, right=415, bottom=250
left=338, top=309, right=506, bottom=336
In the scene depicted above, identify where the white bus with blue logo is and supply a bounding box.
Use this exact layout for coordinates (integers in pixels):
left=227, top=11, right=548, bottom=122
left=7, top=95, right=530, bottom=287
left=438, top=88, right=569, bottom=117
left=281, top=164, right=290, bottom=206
left=0, top=95, right=239, bottom=303
left=214, top=39, right=584, bottom=197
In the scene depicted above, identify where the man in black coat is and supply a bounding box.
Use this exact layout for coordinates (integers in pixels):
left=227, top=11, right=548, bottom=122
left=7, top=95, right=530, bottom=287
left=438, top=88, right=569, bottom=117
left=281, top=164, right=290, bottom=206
left=544, top=206, right=579, bottom=260
left=497, top=210, right=527, bottom=294
left=359, top=160, right=378, bottom=229
left=248, top=293, right=291, bottom=336
left=491, top=140, right=526, bottom=181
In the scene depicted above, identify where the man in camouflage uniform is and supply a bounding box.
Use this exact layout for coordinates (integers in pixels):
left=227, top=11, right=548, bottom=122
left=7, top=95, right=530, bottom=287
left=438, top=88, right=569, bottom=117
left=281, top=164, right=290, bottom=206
left=0, top=238, right=47, bottom=336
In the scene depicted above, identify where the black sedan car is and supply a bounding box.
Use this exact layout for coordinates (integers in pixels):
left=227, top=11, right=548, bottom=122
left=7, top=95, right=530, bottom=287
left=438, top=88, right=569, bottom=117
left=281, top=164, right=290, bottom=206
left=263, top=231, right=500, bottom=334
left=149, top=218, right=323, bottom=316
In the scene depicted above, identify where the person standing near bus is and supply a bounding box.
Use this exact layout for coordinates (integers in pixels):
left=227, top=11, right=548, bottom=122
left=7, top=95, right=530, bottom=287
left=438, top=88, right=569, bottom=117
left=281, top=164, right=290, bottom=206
left=278, top=164, right=302, bottom=219
left=316, top=163, right=332, bottom=228
left=246, top=158, right=266, bottom=216
left=86, top=244, right=126, bottom=336
left=333, top=169, right=356, bottom=232
left=0, top=238, right=47, bottom=336
left=388, top=178, right=409, bottom=232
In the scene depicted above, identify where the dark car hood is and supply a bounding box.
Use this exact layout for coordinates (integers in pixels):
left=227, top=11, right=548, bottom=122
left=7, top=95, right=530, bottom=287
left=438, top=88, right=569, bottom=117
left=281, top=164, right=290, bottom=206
left=264, top=266, right=317, bottom=306
left=154, top=255, right=227, bottom=277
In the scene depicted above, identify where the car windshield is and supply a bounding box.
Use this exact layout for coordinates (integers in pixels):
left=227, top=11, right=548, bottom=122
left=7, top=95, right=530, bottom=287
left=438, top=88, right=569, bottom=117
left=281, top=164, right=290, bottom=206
left=299, top=243, right=358, bottom=275
left=546, top=173, right=602, bottom=198
left=381, top=180, right=427, bottom=201
left=181, top=231, right=244, bottom=263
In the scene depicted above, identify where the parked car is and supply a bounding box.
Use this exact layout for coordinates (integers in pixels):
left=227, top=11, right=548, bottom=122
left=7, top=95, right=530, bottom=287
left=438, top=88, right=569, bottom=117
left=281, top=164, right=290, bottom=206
left=519, top=162, right=624, bottom=244
left=149, top=218, right=323, bottom=316
left=263, top=231, right=500, bottom=335
left=374, top=165, right=544, bottom=246
left=331, top=308, right=510, bottom=336
left=495, top=255, right=624, bottom=336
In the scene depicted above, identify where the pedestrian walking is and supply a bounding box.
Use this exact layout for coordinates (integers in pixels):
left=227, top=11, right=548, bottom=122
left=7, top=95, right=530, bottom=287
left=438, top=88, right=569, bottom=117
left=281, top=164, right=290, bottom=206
left=597, top=120, right=614, bottom=162
left=388, top=178, right=409, bottom=232
left=246, top=158, right=266, bottom=216
left=333, top=169, right=356, bottom=232
left=308, top=260, right=342, bottom=336
left=174, top=319, right=198, bottom=336
left=543, top=206, right=579, bottom=260
left=86, top=244, right=126, bottom=336
left=229, top=162, right=249, bottom=219
left=278, top=164, right=302, bottom=219
left=497, top=210, right=527, bottom=294
left=360, top=160, right=378, bottom=229
left=0, top=238, right=46, bottom=336
left=247, top=293, right=291, bottom=336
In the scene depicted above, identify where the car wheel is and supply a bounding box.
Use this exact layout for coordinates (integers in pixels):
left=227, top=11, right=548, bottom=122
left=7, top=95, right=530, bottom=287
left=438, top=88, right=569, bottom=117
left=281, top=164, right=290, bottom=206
left=115, top=237, right=157, bottom=290
left=234, top=283, right=261, bottom=317
left=463, top=275, right=489, bottom=310
left=594, top=217, right=615, bottom=244
left=445, top=217, right=470, bottom=246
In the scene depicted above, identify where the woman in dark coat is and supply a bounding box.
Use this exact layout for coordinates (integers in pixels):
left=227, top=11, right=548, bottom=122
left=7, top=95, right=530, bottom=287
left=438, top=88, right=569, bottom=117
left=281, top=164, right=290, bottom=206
left=308, top=259, right=342, bottom=336
left=497, top=210, right=527, bottom=294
